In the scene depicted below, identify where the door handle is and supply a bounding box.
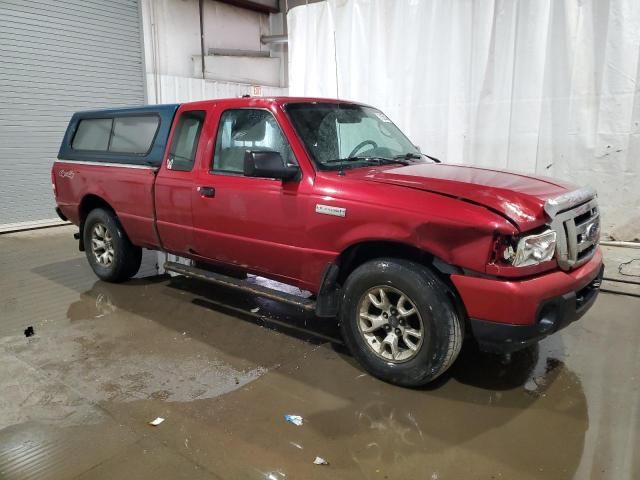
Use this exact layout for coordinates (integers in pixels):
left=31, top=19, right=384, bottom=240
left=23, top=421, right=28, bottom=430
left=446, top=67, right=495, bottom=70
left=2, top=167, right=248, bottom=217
left=198, top=186, right=215, bottom=198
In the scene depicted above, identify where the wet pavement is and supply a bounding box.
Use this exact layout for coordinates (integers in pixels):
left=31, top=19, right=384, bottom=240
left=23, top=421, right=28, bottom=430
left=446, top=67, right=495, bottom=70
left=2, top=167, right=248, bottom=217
left=0, top=226, right=638, bottom=480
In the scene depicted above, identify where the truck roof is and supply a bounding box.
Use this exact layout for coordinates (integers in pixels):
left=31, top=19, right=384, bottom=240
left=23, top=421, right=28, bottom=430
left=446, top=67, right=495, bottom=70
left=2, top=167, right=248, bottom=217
left=58, top=97, right=371, bottom=167
left=172, top=96, right=372, bottom=111
left=185, top=96, right=363, bottom=105
left=71, top=97, right=367, bottom=117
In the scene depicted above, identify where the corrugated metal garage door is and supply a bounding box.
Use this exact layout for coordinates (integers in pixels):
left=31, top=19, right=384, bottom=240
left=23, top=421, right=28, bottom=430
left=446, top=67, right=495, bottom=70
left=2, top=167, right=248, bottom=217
left=0, top=0, right=145, bottom=229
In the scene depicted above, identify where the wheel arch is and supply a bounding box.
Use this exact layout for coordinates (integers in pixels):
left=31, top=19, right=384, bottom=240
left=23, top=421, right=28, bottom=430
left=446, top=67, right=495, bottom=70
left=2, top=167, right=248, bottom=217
left=78, top=194, right=117, bottom=251
left=336, top=240, right=460, bottom=284
left=316, top=240, right=468, bottom=321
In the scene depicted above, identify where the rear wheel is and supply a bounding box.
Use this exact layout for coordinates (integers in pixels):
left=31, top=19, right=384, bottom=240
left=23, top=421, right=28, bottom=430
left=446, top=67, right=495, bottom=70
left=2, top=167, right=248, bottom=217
left=339, top=258, right=463, bottom=387
left=83, top=208, right=142, bottom=283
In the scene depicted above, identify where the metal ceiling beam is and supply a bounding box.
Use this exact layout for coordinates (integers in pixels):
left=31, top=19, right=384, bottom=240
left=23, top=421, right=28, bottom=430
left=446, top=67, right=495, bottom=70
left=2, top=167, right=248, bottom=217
left=215, top=0, right=279, bottom=14
left=261, top=34, right=287, bottom=45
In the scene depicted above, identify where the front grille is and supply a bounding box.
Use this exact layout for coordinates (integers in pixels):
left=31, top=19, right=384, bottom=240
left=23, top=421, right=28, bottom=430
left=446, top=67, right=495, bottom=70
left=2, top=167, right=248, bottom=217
left=545, top=187, right=600, bottom=271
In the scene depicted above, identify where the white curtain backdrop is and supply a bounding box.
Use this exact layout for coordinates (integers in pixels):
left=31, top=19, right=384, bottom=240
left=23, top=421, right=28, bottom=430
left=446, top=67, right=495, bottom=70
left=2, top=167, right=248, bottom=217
left=288, top=0, right=640, bottom=240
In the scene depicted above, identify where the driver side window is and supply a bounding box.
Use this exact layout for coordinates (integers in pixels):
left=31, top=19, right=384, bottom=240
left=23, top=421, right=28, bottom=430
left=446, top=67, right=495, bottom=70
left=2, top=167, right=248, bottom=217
left=212, top=109, right=296, bottom=174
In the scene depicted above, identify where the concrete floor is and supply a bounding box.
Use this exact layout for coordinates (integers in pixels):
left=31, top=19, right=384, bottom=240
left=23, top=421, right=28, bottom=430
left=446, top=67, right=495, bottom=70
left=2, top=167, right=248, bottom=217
left=0, top=226, right=638, bottom=480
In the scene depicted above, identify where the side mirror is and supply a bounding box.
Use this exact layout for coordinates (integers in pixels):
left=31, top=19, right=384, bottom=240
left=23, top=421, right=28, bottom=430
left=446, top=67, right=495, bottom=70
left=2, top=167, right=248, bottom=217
left=243, top=151, right=300, bottom=181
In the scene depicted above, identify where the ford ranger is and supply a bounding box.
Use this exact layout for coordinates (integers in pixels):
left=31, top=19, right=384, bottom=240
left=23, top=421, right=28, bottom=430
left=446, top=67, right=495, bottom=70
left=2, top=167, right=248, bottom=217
left=52, top=97, right=604, bottom=387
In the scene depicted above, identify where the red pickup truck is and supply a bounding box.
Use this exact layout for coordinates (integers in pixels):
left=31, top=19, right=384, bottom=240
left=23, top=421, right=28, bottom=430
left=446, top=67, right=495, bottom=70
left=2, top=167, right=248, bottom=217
left=52, top=97, right=604, bottom=386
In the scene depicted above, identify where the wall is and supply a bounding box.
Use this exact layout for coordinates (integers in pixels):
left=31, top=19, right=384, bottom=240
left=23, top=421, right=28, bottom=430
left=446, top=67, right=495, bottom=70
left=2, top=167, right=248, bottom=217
left=288, top=0, right=640, bottom=241
left=141, top=0, right=288, bottom=104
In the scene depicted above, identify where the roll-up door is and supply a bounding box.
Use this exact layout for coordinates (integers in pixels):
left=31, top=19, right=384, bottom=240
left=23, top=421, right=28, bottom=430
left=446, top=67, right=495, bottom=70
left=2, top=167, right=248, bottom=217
left=0, top=0, right=146, bottom=230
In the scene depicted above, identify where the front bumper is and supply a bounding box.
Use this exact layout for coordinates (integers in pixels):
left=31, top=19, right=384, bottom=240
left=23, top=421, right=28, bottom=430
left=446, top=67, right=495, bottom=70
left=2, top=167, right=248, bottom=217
left=451, top=249, right=604, bottom=353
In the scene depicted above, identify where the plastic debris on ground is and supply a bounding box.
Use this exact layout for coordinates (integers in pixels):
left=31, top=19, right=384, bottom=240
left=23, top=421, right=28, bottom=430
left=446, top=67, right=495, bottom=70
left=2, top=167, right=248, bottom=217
left=251, top=307, right=260, bottom=313
left=149, top=417, right=165, bottom=426
left=313, top=456, right=328, bottom=465
left=284, top=414, right=303, bottom=426
left=24, top=326, right=35, bottom=337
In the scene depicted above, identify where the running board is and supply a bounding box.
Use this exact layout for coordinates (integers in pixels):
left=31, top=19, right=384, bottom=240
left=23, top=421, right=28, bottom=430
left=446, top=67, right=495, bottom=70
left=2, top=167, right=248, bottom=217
left=164, top=261, right=316, bottom=311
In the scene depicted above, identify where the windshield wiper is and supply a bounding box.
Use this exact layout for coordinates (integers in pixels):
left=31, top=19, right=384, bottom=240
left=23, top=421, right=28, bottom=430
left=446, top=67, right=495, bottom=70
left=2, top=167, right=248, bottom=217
left=324, top=156, right=411, bottom=166
left=393, top=152, right=422, bottom=160
left=394, top=152, right=441, bottom=163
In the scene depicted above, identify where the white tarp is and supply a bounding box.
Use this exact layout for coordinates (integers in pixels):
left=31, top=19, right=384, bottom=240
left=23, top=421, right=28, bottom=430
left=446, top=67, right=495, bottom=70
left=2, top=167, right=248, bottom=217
left=288, top=0, right=640, bottom=240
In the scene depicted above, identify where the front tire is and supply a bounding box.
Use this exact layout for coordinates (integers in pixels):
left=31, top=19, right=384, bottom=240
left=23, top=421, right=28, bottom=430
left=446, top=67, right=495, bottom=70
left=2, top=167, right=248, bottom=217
left=83, top=208, right=142, bottom=283
left=339, top=258, right=463, bottom=387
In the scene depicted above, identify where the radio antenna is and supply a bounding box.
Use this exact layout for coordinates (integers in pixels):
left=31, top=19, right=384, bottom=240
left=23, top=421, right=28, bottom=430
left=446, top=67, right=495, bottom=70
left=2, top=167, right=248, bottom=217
left=333, top=31, right=340, bottom=98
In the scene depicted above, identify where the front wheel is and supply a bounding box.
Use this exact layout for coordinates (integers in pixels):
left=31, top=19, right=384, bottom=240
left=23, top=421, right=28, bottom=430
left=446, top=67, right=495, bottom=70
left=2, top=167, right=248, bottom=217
left=339, top=258, right=463, bottom=387
left=83, top=208, right=142, bottom=283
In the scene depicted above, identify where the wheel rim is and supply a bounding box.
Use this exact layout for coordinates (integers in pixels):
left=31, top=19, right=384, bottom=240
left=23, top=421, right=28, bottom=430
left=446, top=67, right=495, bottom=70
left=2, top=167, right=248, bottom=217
left=357, top=286, right=425, bottom=363
left=91, top=223, right=114, bottom=266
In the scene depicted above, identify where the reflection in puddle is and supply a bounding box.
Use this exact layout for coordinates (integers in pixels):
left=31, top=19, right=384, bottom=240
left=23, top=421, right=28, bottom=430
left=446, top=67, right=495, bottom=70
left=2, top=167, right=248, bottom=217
left=27, top=259, right=589, bottom=479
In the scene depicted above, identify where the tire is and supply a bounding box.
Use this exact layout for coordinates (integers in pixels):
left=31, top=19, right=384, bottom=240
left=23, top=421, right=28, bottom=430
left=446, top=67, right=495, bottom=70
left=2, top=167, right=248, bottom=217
left=83, top=208, right=142, bottom=283
left=339, top=258, right=463, bottom=387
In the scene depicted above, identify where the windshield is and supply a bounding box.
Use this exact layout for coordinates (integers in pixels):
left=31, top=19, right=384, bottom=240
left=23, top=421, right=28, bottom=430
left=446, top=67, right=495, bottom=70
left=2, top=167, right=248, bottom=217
left=285, top=102, right=425, bottom=170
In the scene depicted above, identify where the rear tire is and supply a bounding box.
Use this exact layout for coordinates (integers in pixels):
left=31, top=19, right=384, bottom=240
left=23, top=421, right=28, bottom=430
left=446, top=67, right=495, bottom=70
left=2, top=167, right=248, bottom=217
left=339, top=258, right=463, bottom=387
left=83, top=208, right=142, bottom=283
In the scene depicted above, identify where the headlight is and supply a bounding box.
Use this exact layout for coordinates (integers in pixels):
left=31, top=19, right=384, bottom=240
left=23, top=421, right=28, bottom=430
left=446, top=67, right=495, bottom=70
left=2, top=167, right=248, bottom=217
left=502, top=230, right=557, bottom=267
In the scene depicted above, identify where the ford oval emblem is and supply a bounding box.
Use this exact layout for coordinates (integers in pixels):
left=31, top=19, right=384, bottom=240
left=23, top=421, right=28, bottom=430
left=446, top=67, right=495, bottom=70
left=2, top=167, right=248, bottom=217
left=585, top=221, right=600, bottom=243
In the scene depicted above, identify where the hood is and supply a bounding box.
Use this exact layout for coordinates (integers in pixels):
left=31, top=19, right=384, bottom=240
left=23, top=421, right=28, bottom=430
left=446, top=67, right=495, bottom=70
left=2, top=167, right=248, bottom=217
left=357, top=163, right=575, bottom=230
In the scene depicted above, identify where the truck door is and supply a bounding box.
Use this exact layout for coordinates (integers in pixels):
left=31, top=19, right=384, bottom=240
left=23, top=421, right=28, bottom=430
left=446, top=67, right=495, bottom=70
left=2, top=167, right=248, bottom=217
left=154, top=108, right=207, bottom=255
left=191, top=107, right=311, bottom=287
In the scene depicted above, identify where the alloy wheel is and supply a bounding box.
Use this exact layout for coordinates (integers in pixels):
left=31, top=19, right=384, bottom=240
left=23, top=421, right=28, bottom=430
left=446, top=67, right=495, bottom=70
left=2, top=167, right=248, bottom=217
left=357, top=286, right=425, bottom=363
left=91, top=223, right=115, bottom=266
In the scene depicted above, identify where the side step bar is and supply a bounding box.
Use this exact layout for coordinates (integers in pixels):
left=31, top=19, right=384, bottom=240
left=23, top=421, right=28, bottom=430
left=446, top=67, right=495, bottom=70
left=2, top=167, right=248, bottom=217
left=164, top=261, right=317, bottom=312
